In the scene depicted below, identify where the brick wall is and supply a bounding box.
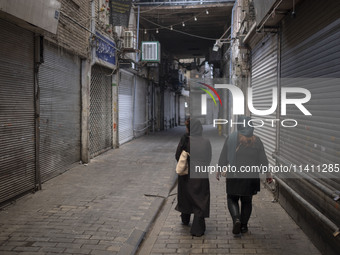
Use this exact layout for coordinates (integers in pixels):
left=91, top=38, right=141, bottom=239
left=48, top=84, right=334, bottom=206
left=45, top=0, right=91, bottom=58
left=44, top=0, right=118, bottom=59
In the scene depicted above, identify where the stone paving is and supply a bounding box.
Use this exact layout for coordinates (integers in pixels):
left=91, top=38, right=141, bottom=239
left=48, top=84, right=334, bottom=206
left=138, top=180, right=321, bottom=255
left=0, top=126, right=322, bottom=255
left=0, top=128, right=182, bottom=255
left=137, top=127, right=321, bottom=255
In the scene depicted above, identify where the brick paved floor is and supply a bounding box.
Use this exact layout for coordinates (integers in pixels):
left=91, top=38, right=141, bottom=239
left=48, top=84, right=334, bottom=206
left=0, top=128, right=182, bottom=255
left=138, top=126, right=321, bottom=255
left=0, top=126, right=323, bottom=255
left=139, top=179, right=321, bottom=255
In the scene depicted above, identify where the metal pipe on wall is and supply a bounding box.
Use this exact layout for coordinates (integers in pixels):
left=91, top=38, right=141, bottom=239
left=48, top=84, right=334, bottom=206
left=275, top=176, right=340, bottom=237
left=227, top=0, right=236, bottom=135
left=152, top=82, right=155, bottom=132
left=134, top=0, right=235, bottom=5
left=136, top=5, right=140, bottom=64
left=272, top=153, right=340, bottom=201
left=90, top=0, right=96, bottom=66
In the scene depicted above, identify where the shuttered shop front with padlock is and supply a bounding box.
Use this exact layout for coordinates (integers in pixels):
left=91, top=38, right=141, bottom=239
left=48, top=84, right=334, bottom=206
left=0, top=19, right=36, bottom=203
left=118, top=70, right=134, bottom=145
left=38, top=42, right=81, bottom=182
left=89, top=65, right=113, bottom=158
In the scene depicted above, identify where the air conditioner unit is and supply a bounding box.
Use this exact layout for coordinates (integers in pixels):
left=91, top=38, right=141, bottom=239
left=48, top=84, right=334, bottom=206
left=141, top=41, right=161, bottom=62
left=124, top=31, right=134, bottom=49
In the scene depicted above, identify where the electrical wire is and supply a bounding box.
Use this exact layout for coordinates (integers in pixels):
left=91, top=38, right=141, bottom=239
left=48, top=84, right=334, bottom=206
left=141, top=16, right=232, bottom=42
left=140, top=16, right=218, bottom=41
left=133, top=2, right=166, bottom=13
left=141, top=9, right=208, bottom=31
left=59, top=11, right=122, bottom=53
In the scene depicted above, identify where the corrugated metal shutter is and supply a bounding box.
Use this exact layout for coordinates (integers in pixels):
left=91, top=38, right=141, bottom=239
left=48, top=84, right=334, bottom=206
left=0, top=19, right=35, bottom=203
left=118, top=70, right=134, bottom=145
left=164, top=90, right=170, bottom=129
left=155, top=87, right=161, bottom=131
left=179, top=96, right=186, bottom=125
left=175, top=94, right=179, bottom=126
left=279, top=0, right=340, bottom=227
left=251, top=33, right=278, bottom=166
left=134, top=77, right=147, bottom=138
left=89, top=65, right=113, bottom=157
left=39, top=42, right=81, bottom=182
left=169, top=92, right=175, bottom=127
left=206, top=98, right=214, bottom=125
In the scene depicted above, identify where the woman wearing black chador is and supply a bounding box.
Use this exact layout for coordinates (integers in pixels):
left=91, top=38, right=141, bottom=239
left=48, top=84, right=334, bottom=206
left=175, top=118, right=212, bottom=237
left=217, top=115, right=271, bottom=235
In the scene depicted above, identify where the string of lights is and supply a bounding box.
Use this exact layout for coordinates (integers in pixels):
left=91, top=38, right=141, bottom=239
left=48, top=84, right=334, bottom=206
left=140, top=9, right=210, bottom=33
left=140, top=16, right=222, bottom=41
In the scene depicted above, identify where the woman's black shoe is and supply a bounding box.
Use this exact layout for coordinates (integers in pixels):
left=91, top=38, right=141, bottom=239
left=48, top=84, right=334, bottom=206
left=191, top=232, right=204, bottom=237
left=241, top=225, right=248, bottom=233
left=232, top=219, right=241, bottom=235
left=181, top=213, right=190, bottom=225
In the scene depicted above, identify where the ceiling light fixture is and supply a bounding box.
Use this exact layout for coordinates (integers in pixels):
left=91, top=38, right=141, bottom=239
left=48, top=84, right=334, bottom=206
left=212, top=26, right=232, bottom=52
left=194, top=16, right=197, bottom=21
left=170, top=25, right=173, bottom=30
left=213, top=39, right=222, bottom=52
left=182, top=22, right=185, bottom=27
left=206, top=9, right=209, bottom=15
left=156, top=28, right=159, bottom=33
left=144, top=29, right=147, bottom=34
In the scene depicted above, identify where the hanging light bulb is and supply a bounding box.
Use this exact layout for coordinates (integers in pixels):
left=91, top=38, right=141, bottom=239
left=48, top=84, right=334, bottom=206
left=170, top=25, right=173, bottom=30
left=144, top=29, right=147, bottom=34
left=194, top=16, right=197, bottom=21
left=156, top=28, right=159, bottom=33
left=206, top=9, right=209, bottom=15
left=182, top=22, right=185, bottom=27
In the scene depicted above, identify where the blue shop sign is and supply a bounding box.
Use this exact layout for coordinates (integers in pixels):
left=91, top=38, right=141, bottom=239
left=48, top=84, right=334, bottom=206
left=95, top=32, right=116, bottom=66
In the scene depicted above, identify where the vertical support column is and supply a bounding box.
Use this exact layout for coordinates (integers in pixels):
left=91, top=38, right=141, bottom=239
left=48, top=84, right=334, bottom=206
left=160, top=88, right=164, bottom=131
left=81, top=60, right=91, bottom=163
left=82, top=0, right=95, bottom=162
left=152, top=82, right=155, bottom=132
left=112, top=73, right=118, bottom=148
left=132, top=75, right=136, bottom=138
left=34, top=35, right=42, bottom=190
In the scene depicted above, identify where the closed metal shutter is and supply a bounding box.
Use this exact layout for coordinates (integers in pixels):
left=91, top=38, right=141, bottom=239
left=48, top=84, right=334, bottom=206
left=206, top=98, right=214, bottom=125
left=164, top=90, right=170, bottom=129
left=155, top=87, right=161, bottom=131
left=278, top=0, right=340, bottom=230
left=179, top=96, right=186, bottom=125
left=89, top=65, right=113, bottom=157
left=0, top=19, right=35, bottom=203
left=134, top=77, right=147, bottom=138
left=170, top=92, right=175, bottom=127
left=251, top=33, right=278, bottom=166
left=175, top=94, right=179, bottom=126
left=118, top=70, right=134, bottom=145
left=39, top=42, right=81, bottom=182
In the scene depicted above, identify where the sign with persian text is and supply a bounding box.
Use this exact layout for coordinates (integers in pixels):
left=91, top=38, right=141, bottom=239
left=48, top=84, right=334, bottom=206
left=110, top=0, right=131, bottom=27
